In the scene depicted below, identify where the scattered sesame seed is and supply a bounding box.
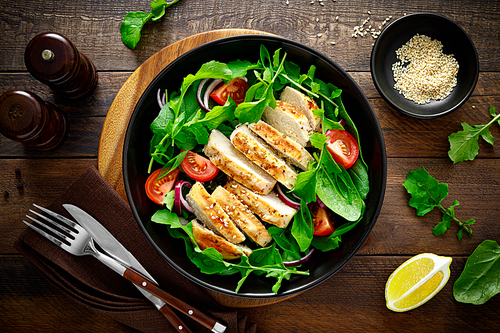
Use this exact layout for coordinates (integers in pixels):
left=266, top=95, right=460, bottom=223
left=472, top=105, right=476, bottom=109
left=368, top=10, right=371, bottom=14
left=335, top=16, right=339, bottom=20
left=317, top=33, right=323, bottom=37
left=331, top=41, right=336, bottom=45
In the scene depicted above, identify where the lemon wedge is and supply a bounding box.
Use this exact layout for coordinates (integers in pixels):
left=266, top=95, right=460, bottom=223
left=385, top=253, right=452, bottom=312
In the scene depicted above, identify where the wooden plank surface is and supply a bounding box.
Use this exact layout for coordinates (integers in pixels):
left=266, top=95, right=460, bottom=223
left=1, top=1, right=499, bottom=72
left=1, top=0, right=499, bottom=331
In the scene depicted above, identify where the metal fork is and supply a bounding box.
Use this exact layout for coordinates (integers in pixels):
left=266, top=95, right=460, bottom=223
left=23, top=204, right=191, bottom=333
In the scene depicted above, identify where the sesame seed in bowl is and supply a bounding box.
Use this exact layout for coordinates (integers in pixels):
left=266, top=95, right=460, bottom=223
left=370, top=12, right=479, bottom=119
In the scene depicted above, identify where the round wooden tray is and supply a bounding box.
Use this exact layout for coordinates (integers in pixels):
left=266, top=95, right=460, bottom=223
left=97, top=29, right=297, bottom=308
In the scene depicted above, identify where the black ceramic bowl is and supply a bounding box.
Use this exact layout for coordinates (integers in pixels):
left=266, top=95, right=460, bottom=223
left=124, top=35, right=387, bottom=299
left=371, top=13, right=479, bottom=119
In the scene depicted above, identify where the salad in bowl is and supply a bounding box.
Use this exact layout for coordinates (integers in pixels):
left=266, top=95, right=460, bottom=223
left=123, top=36, right=386, bottom=298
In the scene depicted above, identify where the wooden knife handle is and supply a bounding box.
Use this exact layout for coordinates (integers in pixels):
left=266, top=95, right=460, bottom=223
left=159, top=304, right=194, bottom=333
left=123, top=268, right=224, bottom=332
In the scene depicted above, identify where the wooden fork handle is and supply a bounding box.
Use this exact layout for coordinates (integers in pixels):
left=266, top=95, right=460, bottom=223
left=159, top=304, right=194, bottom=333
left=123, top=268, right=225, bottom=332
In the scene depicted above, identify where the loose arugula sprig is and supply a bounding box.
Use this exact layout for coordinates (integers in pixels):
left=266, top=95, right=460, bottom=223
left=403, top=167, right=475, bottom=240
left=120, top=0, right=182, bottom=49
left=448, top=105, right=500, bottom=163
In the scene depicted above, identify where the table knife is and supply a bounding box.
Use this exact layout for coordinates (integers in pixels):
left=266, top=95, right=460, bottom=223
left=63, top=204, right=226, bottom=333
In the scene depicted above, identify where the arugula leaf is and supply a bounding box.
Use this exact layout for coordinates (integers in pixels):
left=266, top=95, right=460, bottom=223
left=402, top=168, right=475, bottom=239
left=490, top=105, right=500, bottom=126
left=453, top=240, right=500, bottom=305
left=448, top=105, right=500, bottom=163
left=268, top=227, right=301, bottom=261
left=291, top=200, right=314, bottom=252
left=120, top=0, right=182, bottom=49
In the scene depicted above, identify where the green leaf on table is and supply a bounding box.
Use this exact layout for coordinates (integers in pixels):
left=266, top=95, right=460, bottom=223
left=448, top=105, right=500, bottom=163
left=403, top=168, right=475, bottom=239
left=454, top=240, right=500, bottom=305
left=120, top=0, right=182, bottom=49
left=402, top=167, right=448, bottom=216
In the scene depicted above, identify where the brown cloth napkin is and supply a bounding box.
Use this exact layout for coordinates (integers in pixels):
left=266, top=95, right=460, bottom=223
left=14, top=166, right=256, bottom=333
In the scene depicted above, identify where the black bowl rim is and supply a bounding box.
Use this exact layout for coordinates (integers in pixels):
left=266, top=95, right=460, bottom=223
left=124, top=34, right=387, bottom=299
left=370, top=12, right=479, bottom=119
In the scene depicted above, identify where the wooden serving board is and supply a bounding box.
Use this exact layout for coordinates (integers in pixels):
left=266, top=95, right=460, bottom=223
left=97, top=29, right=298, bottom=308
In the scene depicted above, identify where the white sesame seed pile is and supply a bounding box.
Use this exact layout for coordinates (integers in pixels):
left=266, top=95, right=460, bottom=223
left=391, top=34, right=459, bottom=104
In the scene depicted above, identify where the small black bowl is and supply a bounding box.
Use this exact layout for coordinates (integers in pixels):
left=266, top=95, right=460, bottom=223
left=371, top=13, right=479, bottom=119
left=124, top=35, right=387, bottom=299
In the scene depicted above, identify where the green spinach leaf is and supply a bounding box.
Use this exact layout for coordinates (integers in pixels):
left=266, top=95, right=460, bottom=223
left=453, top=240, right=500, bottom=305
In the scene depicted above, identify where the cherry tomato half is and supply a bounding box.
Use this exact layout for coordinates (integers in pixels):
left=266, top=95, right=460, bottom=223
left=181, top=151, right=219, bottom=182
left=145, top=168, right=180, bottom=205
left=310, top=202, right=336, bottom=236
left=325, top=129, right=360, bottom=169
left=209, top=77, right=249, bottom=105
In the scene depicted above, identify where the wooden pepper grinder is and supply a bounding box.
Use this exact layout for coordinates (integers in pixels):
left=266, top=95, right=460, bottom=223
left=0, top=90, right=68, bottom=150
left=24, top=32, right=98, bottom=99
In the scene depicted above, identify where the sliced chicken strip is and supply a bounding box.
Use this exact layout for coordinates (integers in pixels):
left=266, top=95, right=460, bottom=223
left=280, top=86, right=322, bottom=132
left=262, top=100, right=312, bottom=147
left=212, top=186, right=273, bottom=247
left=191, top=220, right=252, bottom=260
left=224, top=179, right=297, bottom=229
left=249, top=120, right=314, bottom=171
left=187, top=182, right=246, bottom=244
left=231, top=124, right=297, bottom=190
left=203, top=129, right=276, bottom=195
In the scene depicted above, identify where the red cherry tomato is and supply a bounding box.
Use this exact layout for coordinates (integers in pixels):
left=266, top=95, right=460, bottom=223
left=310, top=202, right=336, bottom=236
left=209, top=77, right=249, bottom=105
left=325, top=129, right=360, bottom=169
left=181, top=151, right=219, bottom=182
left=145, top=168, right=180, bottom=205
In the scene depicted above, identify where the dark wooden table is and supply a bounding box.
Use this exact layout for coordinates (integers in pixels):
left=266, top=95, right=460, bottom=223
left=1, top=1, right=499, bottom=332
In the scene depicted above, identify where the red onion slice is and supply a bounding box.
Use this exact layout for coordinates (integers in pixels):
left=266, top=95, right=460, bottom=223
left=283, top=249, right=315, bottom=267
left=196, top=78, right=211, bottom=112
left=203, top=79, right=223, bottom=111
left=157, top=88, right=167, bottom=108
left=174, top=180, right=193, bottom=216
left=316, top=195, right=327, bottom=209
left=157, top=88, right=164, bottom=108
left=339, top=118, right=346, bottom=127
left=276, top=184, right=300, bottom=210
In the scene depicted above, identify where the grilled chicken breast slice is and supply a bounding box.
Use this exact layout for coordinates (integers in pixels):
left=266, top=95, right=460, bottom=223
left=186, top=182, right=246, bottom=244
left=224, top=179, right=297, bottom=229
left=231, top=124, right=297, bottom=190
left=262, top=100, right=312, bottom=147
left=191, top=220, right=252, bottom=260
left=203, top=129, right=276, bottom=195
left=249, top=120, right=314, bottom=171
left=280, top=86, right=322, bottom=132
left=212, top=186, right=273, bottom=247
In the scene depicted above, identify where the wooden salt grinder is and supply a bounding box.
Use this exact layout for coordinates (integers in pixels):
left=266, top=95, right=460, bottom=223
left=0, top=90, right=68, bottom=150
left=24, top=32, right=98, bottom=99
